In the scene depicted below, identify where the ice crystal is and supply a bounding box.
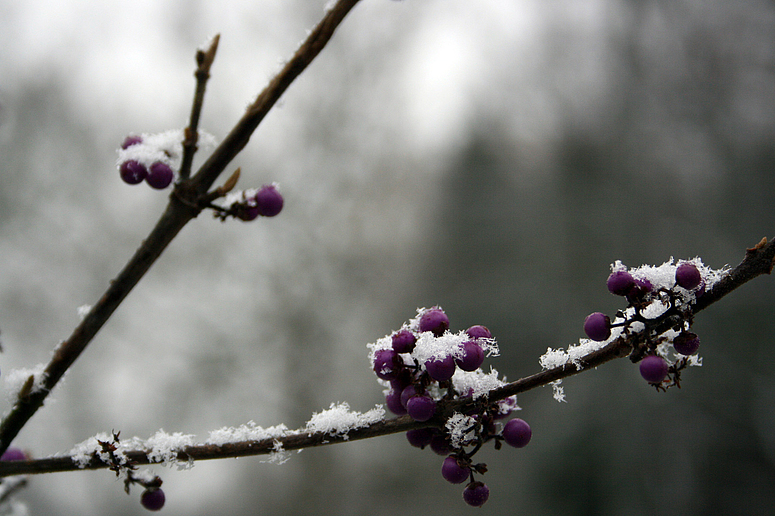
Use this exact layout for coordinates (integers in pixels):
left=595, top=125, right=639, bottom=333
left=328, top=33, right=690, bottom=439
left=445, top=413, right=477, bottom=448
left=304, top=402, right=385, bottom=440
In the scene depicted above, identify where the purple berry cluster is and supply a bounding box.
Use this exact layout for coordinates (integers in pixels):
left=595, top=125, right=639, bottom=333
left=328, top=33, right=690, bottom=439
left=219, top=185, right=284, bottom=222
left=369, top=307, right=531, bottom=507
left=118, top=135, right=176, bottom=190
left=581, top=260, right=708, bottom=389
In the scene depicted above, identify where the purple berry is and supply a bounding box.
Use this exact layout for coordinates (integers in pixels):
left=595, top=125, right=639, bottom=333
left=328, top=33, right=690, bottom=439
left=0, top=448, right=26, bottom=461
left=425, top=355, right=456, bottom=382
left=673, top=332, right=700, bottom=355
left=406, top=394, right=436, bottom=422
left=391, top=329, right=416, bottom=353
left=676, top=262, right=701, bottom=290
left=626, top=278, right=654, bottom=302
left=607, top=270, right=635, bottom=296
left=146, top=162, right=174, bottom=189
left=119, top=160, right=148, bottom=185
left=121, top=135, right=143, bottom=149
left=399, top=384, right=419, bottom=409
left=430, top=433, right=452, bottom=455
left=465, top=325, right=491, bottom=340
left=406, top=428, right=435, bottom=449
left=385, top=388, right=406, bottom=415
left=455, top=341, right=484, bottom=372
left=254, top=184, right=284, bottom=217
left=583, top=312, right=611, bottom=341
left=238, top=201, right=261, bottom=222
left=442, top=456, right=470, bottom=484
left=502, top=418, right=532, bottom=448
left=418, top=307, right=449, bottom=336
left=639, top=355, right=669, bottom=384
left=140, top=488, right=165, bottom=511
left=373, top=349, right=402, bottom=380
left=462, top=481, right=489, bottom=507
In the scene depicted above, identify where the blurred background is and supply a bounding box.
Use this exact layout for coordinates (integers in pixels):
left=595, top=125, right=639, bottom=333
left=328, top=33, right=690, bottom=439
left=1, top=0, right=774, bottom=514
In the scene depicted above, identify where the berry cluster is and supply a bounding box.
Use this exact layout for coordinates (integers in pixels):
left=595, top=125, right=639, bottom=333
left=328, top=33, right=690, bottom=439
left=214, top=184, right=284, bottom=222
left=582, top=260, right=710, bottom=389
left=369, top=307, right=531, bottom=507
left=117, top=134, right=179, bottom=190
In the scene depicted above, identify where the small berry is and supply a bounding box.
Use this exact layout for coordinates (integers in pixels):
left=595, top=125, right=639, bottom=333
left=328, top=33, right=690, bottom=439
left=119, top=160, right=148, bottom=185
left=462, top=481, right=489, bottom=507
left=406, top=428, right=434, bottom=449
left=418, top=307, right=449, bottom=336
left=639, top=355, right=669, bottom=384
left=607, top=270, right=635, bottom=296
left=385, top=389, right=406, bottom=415
left=626, top=278, right=654, bottom=302
left=238, top=201, right=260, bottom=222
left=455, top=341, right=484, bottom=372
left=502, top=418, right=532, bottom=448
left=429, top=433, right=452, bottom=456
left=254, top=184, right=284, bottom=217
left=441, top=456, right=470, bottom=484
left=465, top=325, right=491, bottom=340
left=406, top=394, right=436, bottom=422
left=146, top=162, right=174, bottom=189
left=373, top=349, right=402, bottom=381
left=583, top=312, right=611, bottom=341
left=121, top=135, right=143, bottom=149
left=391, top=329, right=416, bottom=353
left=425, top=355, right=456, bottom=382
left=140, top=488, right=165, bottom=511
left=676, top=262, right=702, bottom=290
left=399, top=384, right=419, bottom=409
left=0, top=448, right=26, bottom=461
left=673, top=332, right=700, bottom=355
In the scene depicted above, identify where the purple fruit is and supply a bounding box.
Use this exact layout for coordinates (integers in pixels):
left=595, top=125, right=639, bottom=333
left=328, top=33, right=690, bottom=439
left=583, top=312, right=611, bottom=341
left=406, top=395, right=436, bottom=422
left=465, top=325, right=491, bottom=340
left=0, top=448, right=26, bottom=461
left=146, top=162, right=174, bottom=189
left=391, top=329, right=416, bottom=353
left=639, top=355, right=669, bottom=383
left=502, top=418, right=532, bottom=448
left=399, top=384, right=418, bottom=409
left=238, top=201, right=260, bottom=221
left=418, top=307, right=449, bottom=336
left=673, top=332, right=700, bottom=355
left=430, top=433, right=452, bottom=455
left=119, top=160, right=148, bottom=185
left=455, top=341, right=484, bottom=372
left=373, top=349, right=402, bottom=381
left=607, top=270, right=635, bottom=296
left=442, top=456, right=470, bottom=484
left=254, top=184, right=284, bottom=217
left=676, top=262, right=701, bottom=290
left=121, top=135, right=143, bottom=149
left=140, top=488, right=165, bottom=511
left=385, top=388, right=406, bottom=415
left=425, top=355, right=456, bottom=382
left=406, top=428, right=434, bottom=449
left=462, top=481, right=489, bottom=507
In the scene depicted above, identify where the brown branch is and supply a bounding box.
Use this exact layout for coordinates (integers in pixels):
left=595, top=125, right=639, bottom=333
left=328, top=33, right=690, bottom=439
left=2, top=237, right=772, bottom=479
left=0, top=0, right=364, bottom=459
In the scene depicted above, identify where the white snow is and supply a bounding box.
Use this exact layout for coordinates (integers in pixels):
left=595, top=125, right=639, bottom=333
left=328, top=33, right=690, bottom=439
left=445, top=413, right=477, bottom=448
left=4, top=364, right=48, bottom=401
left=304, top=402, right=385, bottom=440
left=206, top=421, right=290, bottom=446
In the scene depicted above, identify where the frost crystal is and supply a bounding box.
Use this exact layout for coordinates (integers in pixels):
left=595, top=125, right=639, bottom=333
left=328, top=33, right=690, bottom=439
left=550, top=380, right=566, bottom=403
left=76, top=304, right=91, bottom=320
left=451, top=367, right=509, bottom=399
left=260, top=439, right=291, bottom=465
left=4, top=364, right=48, bottom=401
left=304, top=402, right=385, bottom=440
left=206, top=421, right=290, bottom=446
left=145, top=430, right=196, bottom=468
left=446, top=413, right=477, bottom=448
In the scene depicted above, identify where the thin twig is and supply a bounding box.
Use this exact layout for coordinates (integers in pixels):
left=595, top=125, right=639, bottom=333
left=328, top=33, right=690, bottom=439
left=1, top=238, right=772, bottom=478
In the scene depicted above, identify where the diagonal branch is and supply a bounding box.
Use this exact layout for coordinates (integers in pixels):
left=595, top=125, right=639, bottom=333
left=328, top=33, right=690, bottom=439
left=2, top=238, right=772, bottom=478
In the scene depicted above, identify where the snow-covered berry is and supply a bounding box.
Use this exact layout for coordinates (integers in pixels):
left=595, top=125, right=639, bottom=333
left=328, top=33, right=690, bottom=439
left=425, top=355, right=456, bottom=382
left=675, top=262, right=702, bottom=290
left=121, top=135, right=143, bottom=149
left=583, top=312, right=611, bottom=341
left=442, top=456, right=470, bottom=484
left=639, top=355, right=669, bottom=384
left=373, top=349, right=402, bottom=381
left=406, top=394, right=436, bottom=422
left=465, top=325, right=491, bottom=340
left=391, top=329, right=416, bottom=353
left=254, top=184, right=284, bottom=217
left=607, top=270, right=635, bottom=296
left=673, top=332, right=700, bottom=355
left=418, top=307, right=449, bottom=336
left=140, top=488, right=165, bottom=511
left=455, top=341, right=484, bottom=372
left=146, top=162, right=174, bottom=189
left=502, top=418, right=532, bottom=448
left=119, top=160, right=148, bottom=185
left=462, top=481, right=489, bottom=507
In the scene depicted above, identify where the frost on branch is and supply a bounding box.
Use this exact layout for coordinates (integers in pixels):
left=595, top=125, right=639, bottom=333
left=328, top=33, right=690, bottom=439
left=304, top=402, right=385, bottom=441
left=4, top=364, right=48, bottom=402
